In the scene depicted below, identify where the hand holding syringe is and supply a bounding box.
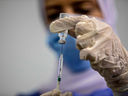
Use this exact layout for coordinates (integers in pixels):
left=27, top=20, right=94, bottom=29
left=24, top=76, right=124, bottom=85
left=57, top=13, right=69, bottom=90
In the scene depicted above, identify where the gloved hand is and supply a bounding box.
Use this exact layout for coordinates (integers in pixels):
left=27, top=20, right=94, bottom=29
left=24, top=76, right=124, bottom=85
left=50, top=15, right=128, bottom=92
left=40, top=89, right=73, bottom=96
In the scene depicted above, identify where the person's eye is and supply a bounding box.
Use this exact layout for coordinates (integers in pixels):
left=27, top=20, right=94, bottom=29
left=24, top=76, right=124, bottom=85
left=47, top=13, right=59, bottom=21
left=78, top=9, right=92, bottom=14
left=74, top=2, right=95, bottom=15
left=75, top=8, right=94, bottom=15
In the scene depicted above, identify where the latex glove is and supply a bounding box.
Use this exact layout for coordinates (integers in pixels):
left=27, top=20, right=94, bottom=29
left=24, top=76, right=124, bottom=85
left=50, top=15, right=128, bottom=92
left=40, top=89, right=73, bottom=96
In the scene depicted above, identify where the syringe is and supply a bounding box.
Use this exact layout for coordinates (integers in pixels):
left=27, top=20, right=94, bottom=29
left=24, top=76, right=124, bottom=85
left=57, top=13, right=69, bottom=90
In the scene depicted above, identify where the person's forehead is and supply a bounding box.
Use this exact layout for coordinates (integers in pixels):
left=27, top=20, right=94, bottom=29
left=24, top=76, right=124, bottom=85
left=46, top=0, right=96, bottom=6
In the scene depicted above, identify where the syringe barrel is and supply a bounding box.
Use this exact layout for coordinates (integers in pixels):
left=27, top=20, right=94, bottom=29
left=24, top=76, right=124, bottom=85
left=58, top=54, right=63, bottom=78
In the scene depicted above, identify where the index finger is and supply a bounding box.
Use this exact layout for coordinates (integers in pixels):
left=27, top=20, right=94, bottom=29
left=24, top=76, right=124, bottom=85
left=50, top=15, right=90, bottom=33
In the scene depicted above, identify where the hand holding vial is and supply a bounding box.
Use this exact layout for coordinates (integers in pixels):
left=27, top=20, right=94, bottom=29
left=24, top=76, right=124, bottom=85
left=50, top=15, right=128, bottom=92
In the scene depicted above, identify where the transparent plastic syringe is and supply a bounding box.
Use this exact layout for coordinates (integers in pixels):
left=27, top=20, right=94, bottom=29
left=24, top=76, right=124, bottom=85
left=57, top=13, right=69, bottom=90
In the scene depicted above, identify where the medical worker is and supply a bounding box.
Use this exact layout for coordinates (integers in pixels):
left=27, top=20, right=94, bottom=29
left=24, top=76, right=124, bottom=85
left=18, top=0, right=128, bottom=96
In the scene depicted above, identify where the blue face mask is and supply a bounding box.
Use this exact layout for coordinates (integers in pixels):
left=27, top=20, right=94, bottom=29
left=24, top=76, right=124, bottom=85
left=47, top=30, right=91, bottom=73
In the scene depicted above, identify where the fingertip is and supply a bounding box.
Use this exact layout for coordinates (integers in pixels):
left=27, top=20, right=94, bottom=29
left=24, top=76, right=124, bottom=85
left=80, top=49, right=87, bottom=60
left=81, top=15, right=89, bottom=19
left=49, top=22, right=56, bottom=33
left=86, top=53, right=96, bottom=62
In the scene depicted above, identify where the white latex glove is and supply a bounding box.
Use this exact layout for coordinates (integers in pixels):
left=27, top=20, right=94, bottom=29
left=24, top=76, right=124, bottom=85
left=40, top=89, right=73, bottom=96
left=50, top=15, right=128, bottom=92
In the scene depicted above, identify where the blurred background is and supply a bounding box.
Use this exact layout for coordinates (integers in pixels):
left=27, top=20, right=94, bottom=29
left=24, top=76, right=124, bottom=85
left=0, top=0, right=128, bottom=96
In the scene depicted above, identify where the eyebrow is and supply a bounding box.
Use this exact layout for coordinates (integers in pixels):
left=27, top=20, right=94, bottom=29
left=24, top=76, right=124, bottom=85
left=46, top=5, right=61, bottom=10
left=71, top=0, right=93, bottom=6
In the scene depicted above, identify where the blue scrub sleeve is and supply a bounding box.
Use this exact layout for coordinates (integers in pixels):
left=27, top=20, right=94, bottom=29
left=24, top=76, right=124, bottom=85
left=72, top=88, right=113, bottom=96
